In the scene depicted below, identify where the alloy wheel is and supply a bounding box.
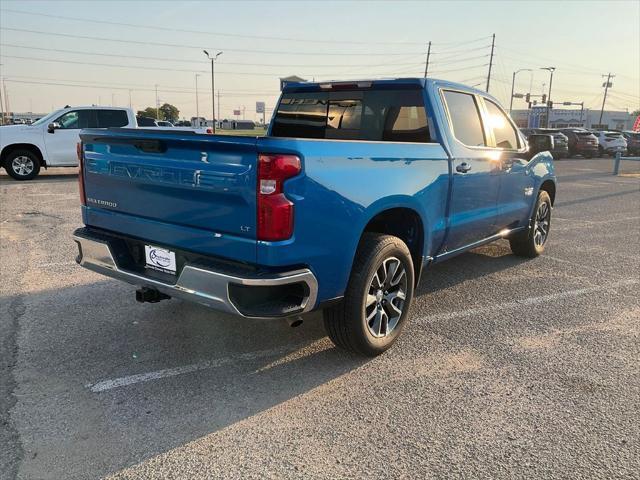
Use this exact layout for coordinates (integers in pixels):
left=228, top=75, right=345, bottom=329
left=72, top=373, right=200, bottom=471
left=364, top=256, right=408, bottom=338
left=533, top=201, right=551, bottom=247
left=12, top=156, right=35, bottom=177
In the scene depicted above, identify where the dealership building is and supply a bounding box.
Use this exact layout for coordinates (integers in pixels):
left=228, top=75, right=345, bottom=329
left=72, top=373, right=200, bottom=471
left=511, top=107, right=635, bottom=130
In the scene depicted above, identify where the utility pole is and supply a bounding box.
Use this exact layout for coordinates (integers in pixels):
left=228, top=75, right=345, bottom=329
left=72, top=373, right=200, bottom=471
left=217, top=90, right=220, bottom=123
left=155, top=84, right=159, bottom=119
left=195, top=74, right=200, bottom=123
left=485, top=33, right=495, bottom=92
left=203, top=50, right=223, bottom=133
left=128, top=90, right=132, bottom=109
left=599, top=73, right=614, bottom=126
left=423, top=41, right=431, bottom=78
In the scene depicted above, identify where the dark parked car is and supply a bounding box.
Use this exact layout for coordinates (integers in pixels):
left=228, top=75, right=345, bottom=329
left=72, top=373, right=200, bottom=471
left=622, top=131, right=640, bottom=155
left=559, top=129, right=599, bottom=158
left=520, top=128, right=569, bottom=159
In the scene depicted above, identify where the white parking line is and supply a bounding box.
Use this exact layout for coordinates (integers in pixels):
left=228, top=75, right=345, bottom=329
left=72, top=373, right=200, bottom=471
left=87, top=279, right=639, bottom=393
left=418, top=278, right=638, bottom=323
left=87, top=345, right=294, bottom=393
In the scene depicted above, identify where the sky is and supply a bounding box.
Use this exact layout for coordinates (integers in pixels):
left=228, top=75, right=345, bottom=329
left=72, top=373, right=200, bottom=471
left=0, top=0, right=639, bottom=121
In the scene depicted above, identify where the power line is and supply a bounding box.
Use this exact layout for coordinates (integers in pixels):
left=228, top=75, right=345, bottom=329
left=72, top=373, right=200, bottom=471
left=0, top=7, right=432, bottom=46
left=1, top=54, right=417, bottom=78
left=3, top=79, right=281, bottom=97
left=430, top=63, right=488, bottom=75
left=2, top=27, right=426, bottom=56
left=0, top=43, right=425, bottom=69
left=3, top=75, right=278, bottom=95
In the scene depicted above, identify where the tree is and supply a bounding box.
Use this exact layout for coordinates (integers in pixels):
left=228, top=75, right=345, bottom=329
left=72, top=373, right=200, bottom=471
left=135, top=104, right=179, bottom=122
left=631, top=109, right=640, bottom=118
left=136, top=107, right=157, bottom=119
left=159, top=103, right=180, bottom=123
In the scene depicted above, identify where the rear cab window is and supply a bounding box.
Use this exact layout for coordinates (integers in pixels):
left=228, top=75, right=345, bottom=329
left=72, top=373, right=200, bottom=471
left=271, top=88, right=431, bottom=143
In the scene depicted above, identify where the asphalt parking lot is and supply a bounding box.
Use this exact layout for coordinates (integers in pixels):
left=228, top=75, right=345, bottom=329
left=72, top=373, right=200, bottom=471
left=1, top=157, right=639, bottom=480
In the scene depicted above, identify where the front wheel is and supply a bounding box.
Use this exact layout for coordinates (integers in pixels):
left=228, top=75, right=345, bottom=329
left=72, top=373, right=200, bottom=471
left=509, top=190, right=552, bottom=258
left=4, top=149, right=41, bottom=180
left=323, top=233, right=414, bottom=356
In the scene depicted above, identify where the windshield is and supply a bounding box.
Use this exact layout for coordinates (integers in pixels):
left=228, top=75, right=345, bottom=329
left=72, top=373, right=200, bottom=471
left=31, top=109, right=65, bottom=126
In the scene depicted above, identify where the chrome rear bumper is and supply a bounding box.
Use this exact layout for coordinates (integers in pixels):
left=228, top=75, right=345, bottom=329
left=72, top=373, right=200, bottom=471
left=73, top=231, right=318, bottom=318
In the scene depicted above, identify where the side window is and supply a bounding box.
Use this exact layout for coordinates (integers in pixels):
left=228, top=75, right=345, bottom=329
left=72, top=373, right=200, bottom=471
left=484, top=100, right=519, bottom=149
left=383, top=105, right=429, bottom=142
left=55, top=110, right=94, bottom=129
left=96, top=110, right=129, bottom=128
left=442, top=90, right=486, bottom=147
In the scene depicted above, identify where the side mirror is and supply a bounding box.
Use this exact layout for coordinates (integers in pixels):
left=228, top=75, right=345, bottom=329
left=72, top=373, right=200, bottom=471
left=528, top=134, right=554, bottom=155
left=47, top=122, right=61, bottom=134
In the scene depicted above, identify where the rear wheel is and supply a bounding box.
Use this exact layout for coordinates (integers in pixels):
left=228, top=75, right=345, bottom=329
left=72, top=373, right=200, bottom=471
left=4, top=149, right=41, bottom=180
left=323, top=233, right=414, bottom=356
left=509, top=190, right=552, bottom=258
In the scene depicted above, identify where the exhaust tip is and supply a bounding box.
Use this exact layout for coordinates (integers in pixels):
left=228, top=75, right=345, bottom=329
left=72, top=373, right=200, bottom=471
left=286, top=316, right=304, bottom=328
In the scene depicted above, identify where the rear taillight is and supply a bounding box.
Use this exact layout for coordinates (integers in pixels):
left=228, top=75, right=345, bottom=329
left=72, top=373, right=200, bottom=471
left=77, top=142, right=86, bottom=206
left=206, top=128, right=213, bottom=134
left=257, top=154, right=301, bottom=241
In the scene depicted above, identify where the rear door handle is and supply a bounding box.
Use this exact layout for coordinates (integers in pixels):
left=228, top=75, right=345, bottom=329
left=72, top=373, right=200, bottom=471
left=456, top=162, right=472, bottom=173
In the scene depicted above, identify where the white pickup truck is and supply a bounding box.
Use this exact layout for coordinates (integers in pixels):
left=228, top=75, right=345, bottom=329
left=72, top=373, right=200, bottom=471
left=0, top=106, right=210, bottom=180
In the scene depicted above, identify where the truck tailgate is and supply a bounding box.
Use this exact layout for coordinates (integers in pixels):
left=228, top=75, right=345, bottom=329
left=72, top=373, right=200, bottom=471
left=80, top=129, right=259, bottom=262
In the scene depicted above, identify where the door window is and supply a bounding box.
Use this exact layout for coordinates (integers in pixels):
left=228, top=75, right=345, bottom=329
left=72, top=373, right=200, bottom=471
left=55, top=110, right=94, bottom=129
left=96, top=110, right=129, bottom=128
left=442, top=90, right=486, bottom=147
left=484, top=100, right=520, bottom=149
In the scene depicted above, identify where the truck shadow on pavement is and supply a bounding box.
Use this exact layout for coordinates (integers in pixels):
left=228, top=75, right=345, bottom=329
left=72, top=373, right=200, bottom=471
left=6, top=278, right=367, bottom=479
left=415, top=241, right=527, bottom=297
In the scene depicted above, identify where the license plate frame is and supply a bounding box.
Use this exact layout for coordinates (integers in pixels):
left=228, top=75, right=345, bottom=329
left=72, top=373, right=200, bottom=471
left=144, top=245, right=177, bottom=274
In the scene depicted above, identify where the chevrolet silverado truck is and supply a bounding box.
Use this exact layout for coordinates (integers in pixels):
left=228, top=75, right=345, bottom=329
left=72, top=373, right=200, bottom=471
left=73, top=78, right=556, bottom=356
left=1, top=106, right=211, bottom=180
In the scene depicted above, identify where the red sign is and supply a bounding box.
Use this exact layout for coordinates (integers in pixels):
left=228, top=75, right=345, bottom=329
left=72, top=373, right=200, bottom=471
left=233, top=109, right=241, bottom=116
left=632, top=115, right=640, bottom=132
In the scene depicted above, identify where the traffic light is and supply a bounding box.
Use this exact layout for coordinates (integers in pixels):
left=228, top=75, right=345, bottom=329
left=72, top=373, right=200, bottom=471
left=548, top=101, right=553, bottom=109
left=525, top=93, right=530, bottom=103
left=541, top=94, right=547, bottom=104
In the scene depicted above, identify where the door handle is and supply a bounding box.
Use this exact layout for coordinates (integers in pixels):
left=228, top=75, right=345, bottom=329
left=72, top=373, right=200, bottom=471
left=456, top=162, right=472, bottom=173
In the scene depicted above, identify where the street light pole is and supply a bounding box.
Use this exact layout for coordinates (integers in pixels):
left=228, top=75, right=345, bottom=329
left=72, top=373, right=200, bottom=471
left=510, top=68, right=532, bottom=114
left=195, top=74, right=200, bottom=124
left=541, top=67, right=555, bottom=128
left=203, top=50, right=223, bottom=133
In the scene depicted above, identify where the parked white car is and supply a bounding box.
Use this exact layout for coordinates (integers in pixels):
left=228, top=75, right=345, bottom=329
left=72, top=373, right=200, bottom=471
left=0, top=106, right=211, bottom=180
left=0, top=106, right=137, bottom=180
left=593, top=131, right=628, bottom=156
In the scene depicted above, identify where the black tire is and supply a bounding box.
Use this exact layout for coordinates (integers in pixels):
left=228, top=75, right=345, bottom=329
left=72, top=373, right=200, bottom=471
left=323, top=233, right=415, bottom=356
left=4, top=149, right=41, bottom=180
left=509, top=190, right=552, bottom=258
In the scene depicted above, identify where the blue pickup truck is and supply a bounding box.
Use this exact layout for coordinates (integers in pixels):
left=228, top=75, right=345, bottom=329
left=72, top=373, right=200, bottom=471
left=73, top=78, right=556, bottom=356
